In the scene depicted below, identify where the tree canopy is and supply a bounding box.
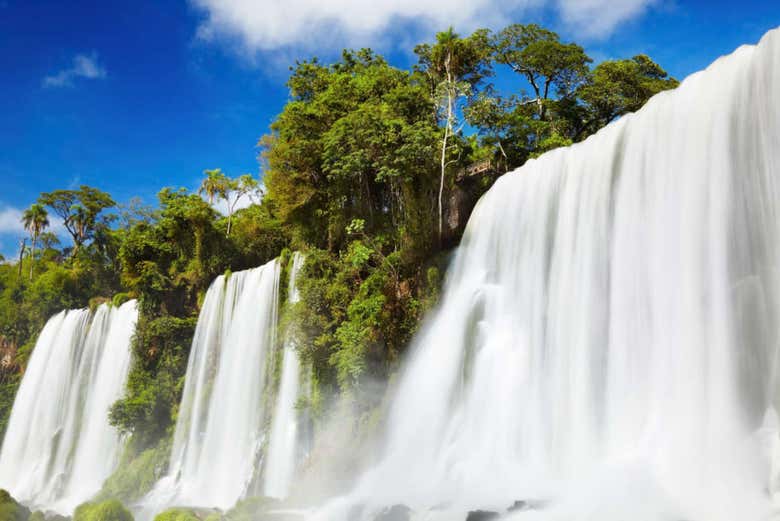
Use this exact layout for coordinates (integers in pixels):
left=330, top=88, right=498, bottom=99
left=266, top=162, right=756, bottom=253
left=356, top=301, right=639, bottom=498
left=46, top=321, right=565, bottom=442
left=0, top=21, right=679, bottom=493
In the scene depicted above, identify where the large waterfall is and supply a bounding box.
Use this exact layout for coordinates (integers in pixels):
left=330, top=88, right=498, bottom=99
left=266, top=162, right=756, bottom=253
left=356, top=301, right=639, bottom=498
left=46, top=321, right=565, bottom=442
left=153, top=259, right=281, bottom=510
left=0, top=300, right=138, bottom=513
left=263, top=252, right=307, bottom=499
left=317, top=29, right=780, bottom=521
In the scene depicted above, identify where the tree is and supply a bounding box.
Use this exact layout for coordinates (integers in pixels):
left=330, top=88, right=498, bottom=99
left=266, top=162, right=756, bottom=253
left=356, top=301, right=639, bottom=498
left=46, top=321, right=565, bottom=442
left=117, top=197, right=157, bottom=230
left=21, top=204, right=49, bottom=280
left=492, top=24, right=591, bottom=123
left=198, top=168, right=229, bottom=206
left=486, top=24, right=592, bottom=157
left=224, top=174, right=261, bottom=237
left=263, top=48, right=439, bottom=251
left=574, top=54, right=679, bottom=140
left=415, top=28, right=491, bottom=242
left=467, top=25, right=677, bottom=167
left=38, top=232, right=60, bottom=252
left=39, top=186, right=115, bottom=255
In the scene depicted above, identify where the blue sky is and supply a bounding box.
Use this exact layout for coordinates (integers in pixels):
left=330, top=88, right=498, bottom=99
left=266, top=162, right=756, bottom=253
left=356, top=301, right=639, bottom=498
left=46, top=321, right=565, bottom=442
left=1, top=0, right=779, bottom=258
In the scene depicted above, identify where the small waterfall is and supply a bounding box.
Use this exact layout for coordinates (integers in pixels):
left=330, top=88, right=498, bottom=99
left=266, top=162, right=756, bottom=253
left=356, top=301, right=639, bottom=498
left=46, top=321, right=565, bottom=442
left=62, top=301, right=138, bottom=509
left=315, top=28, right=780, bottom=521
left=263, top=252, right=306, bottom=499
left=155, top=259, right=281, bottom=510
left=0, top=300, right=138, bottom=513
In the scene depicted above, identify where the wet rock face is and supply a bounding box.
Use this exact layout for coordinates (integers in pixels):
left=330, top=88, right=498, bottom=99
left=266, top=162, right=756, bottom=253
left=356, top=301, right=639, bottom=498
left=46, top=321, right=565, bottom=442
left=465, top=510, right=499, bottom=521
left=373, top=505, right=411, bottom=521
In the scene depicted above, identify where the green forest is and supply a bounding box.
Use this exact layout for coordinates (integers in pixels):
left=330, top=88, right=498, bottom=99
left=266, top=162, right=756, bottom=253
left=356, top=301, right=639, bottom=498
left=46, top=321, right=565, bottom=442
left=0, top=23, right=677, bottom=517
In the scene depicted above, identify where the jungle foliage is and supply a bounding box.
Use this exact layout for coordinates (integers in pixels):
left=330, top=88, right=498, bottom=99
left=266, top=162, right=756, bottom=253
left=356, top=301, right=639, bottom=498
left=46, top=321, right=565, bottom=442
left=0, top=23, right=677, bottom=467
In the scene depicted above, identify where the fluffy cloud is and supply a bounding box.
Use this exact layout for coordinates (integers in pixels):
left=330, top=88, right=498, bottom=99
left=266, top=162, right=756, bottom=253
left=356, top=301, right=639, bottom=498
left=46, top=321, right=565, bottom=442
left=43, top=52, right=107, bottom=88
left=0, top=207, right=24, bottom=262
left=205, top=185, right=265, bottom=216
left=0, top=207, right=24, bottom=235
left=0, top=204, right=67, bottom=261
left=557, top=0, right=657, bottom=37
left=0, top=205, right=65, bottom=237
left=190, top=0, right=655, bottom=54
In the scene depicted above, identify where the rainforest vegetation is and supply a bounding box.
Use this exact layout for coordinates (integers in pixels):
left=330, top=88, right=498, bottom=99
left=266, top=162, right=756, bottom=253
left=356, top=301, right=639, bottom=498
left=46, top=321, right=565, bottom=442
left=0, top=23, right=677, bottom=510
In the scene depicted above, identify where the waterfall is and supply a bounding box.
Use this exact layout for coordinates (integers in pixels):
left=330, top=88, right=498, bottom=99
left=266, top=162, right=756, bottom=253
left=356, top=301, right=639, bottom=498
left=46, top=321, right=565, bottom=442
left=316, top=28, right=780, bottom=521
left=0, top=300, right=138, bottom=513
left=154, top=259, right=281, bottom=510
left=263, top=252, right=306, bottom=499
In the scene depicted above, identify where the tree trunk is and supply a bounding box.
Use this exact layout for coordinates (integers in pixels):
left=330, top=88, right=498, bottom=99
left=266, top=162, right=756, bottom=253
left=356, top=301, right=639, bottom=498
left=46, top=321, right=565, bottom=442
left=438, top=55, right=454, bottom=244
left=194, top=227, right=204, bottom=278
left=29, top=235, right=37, bottom=281
left=17, top=239, right=25, bottom=278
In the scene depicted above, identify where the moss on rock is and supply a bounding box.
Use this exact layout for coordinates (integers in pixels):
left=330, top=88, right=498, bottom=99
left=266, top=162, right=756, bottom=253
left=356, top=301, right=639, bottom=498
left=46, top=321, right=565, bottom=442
left=97, top=440, right=170, bottom=504
left=73, top=500, right=133, bottom=521
left=152, top=509, right=200, bottom=521
left=0, top=490, right=30, bottom=521
left=111, top=293, right=132, bottom=307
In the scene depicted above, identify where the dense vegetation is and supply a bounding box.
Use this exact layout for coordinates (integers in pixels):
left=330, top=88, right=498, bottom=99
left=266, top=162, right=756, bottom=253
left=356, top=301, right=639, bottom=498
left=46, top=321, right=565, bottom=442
left=0, top=23, right=678, bottom=510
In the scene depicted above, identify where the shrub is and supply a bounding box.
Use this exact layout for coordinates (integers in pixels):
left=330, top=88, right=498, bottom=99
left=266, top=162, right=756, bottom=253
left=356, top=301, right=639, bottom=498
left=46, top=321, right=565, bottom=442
left=97, top=440, right=170, bottom=504
left=73, top=500, right=133, bottom=521
left=153, top=509, right=200, bottom=521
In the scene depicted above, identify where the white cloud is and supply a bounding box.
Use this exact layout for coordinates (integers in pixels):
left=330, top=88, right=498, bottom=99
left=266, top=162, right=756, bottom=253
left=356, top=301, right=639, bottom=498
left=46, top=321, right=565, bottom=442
left=556, top=0, right=657, bottom=38
left=0, top=207, right=24, bottom=235
left=0, top=204, right=75, bottom=260
left=206, top=186, right=265, bottom=216
left=0, top=205, right=66, bottom=237
left=190, top=0, right=655, bottom=55
left=191, top=0, right=536, bottom=52
left=43, top=52, right=107, bottom=88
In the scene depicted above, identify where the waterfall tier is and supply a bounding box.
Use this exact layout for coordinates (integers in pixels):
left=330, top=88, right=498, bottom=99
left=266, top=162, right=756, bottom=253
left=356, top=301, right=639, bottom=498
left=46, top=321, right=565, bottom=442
left=320, top=27, right=780, bottom=521
left=264, top=252, right=307, bottom=499
left=152, top=259, right=281, bottom=510
left=0, top=300, right=138, bottom=513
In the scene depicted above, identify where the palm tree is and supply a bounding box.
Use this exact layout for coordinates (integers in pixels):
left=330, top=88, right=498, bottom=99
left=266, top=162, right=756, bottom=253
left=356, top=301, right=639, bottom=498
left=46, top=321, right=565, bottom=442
left=21, top=203, right=49, bottom=280
left=199, top=168, right=229, bottom=206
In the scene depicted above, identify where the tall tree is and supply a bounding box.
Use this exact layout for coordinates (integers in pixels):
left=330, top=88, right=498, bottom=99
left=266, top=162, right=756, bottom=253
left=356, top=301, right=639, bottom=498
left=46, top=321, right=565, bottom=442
left=468, top=25, right=676, bottom=167
left=224, top=174, right=261, bottom=237
left=573, top=54, right=679, bottom=140
left=21, top=203, right=49, bottom=280
left=39, top=186, right=115, bottom=255
left=492, top=24, right=591, bottom=124
left=263, top=48, right=439, bottom=251
left=475, top=24, right=592, bottom=160
left=415, top=28, right=491, bottom=242
left=199, top=168, right=230, bottom=206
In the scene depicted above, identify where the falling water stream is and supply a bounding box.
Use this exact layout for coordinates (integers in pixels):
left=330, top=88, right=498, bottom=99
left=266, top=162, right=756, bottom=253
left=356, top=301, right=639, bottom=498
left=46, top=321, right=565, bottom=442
left=3, top=26, right=780, bottom=521
left=0, top=300, right=138, bottom=513
left=313, top=27, right=780, bottom=521
left=264, top=252, right=307, bottom=499
left=150, top=259, right=281, bottom=510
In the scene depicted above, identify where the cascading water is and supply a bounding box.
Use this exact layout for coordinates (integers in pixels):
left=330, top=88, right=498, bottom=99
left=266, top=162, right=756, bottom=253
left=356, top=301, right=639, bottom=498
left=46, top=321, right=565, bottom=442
left=263, top=252, right=306, bottom=499
left=151, top=259, right=280, bottom=510
left=0, top=300, right=138, bottom=513
left=316, top=28, right=780, bottom=521
left=62, top=301, right=139, bottom=509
